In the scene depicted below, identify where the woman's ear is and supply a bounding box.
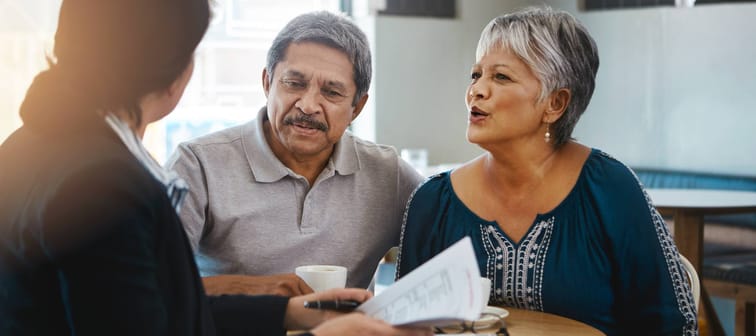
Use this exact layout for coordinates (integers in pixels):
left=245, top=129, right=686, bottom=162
left=544, top=88, right=571, bottom=122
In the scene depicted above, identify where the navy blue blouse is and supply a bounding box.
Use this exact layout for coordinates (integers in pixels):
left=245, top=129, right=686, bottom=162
left=397, top=149, right=697, bottom=336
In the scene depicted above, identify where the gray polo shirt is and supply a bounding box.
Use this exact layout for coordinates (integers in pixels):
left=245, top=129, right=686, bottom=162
left=166, top=108, right=424, bottom=288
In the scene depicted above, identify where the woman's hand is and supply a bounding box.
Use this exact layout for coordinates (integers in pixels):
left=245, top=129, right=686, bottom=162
left=310, top=313, right=433, bottom=336
left=284, top=288, right=373, bottom=330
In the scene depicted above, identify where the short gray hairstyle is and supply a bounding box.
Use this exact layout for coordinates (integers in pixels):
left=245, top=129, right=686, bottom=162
left=477, top=7, right=599, bottom=147
left=266, top=11, right=371, bottom=106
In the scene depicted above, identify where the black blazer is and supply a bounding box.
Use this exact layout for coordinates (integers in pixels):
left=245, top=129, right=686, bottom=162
left=0, top=113, right=288, bottom=335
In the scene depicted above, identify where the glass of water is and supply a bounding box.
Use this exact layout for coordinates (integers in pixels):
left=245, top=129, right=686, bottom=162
left=400, top=148, right=428, bottom=174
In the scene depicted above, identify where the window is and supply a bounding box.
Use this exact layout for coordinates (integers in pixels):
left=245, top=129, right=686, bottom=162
left=0, top=0, right=344, bottom=163
left=0, top=0, right=60, bottom=145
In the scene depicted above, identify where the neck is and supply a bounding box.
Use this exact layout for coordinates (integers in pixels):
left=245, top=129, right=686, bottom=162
left=135, top=124, right=146, bottom=139
left=108, top=109, right=145, bottom=139
left=285, top=155, right=331, bottom=187
left=481, top=141, right=560, bottom=192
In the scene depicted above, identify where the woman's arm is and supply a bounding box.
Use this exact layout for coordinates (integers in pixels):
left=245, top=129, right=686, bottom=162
left=600, top=166, right=698, bottom=335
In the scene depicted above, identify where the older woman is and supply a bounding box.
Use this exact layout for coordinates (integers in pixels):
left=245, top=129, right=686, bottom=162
left=397, top=7, right=697, bottom=335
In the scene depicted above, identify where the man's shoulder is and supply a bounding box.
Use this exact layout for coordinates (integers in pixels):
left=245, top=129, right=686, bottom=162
left=179, top=121, right=253, bottom=150
left=347, top=133, right=400, bottom=160
left=167, top=121, right=257, bottom=169
left=344, top=133, right=424, bottom=184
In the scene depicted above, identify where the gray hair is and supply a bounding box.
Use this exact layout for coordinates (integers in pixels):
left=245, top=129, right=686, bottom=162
left=266, top=11, right=371, bottom=106
left=477, top=7, right=599, bottom=147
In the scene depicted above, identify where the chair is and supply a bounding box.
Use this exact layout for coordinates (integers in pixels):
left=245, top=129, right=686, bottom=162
left=703, top=252, right=756, bottom=336
left=679, top=254, right=710, bottom=336
left=680, top=254, right=701, bottom=310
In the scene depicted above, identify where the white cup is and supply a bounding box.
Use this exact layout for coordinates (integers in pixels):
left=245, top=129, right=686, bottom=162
left=480, top=277, right=492, bottom=311
left=295, top=265, right=348, bottom=292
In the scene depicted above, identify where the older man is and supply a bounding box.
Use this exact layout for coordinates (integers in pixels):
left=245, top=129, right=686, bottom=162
left=167, top=11, right=424, bottom=296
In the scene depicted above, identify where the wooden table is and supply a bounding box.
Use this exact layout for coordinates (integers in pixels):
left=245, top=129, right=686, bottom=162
left=432, top=307, right=603, bottom=335
left=647, top=188, right=756, bottom=336
left=501, top=307, right=604, bottom=335
left=288, top=306, right=603, bottom=336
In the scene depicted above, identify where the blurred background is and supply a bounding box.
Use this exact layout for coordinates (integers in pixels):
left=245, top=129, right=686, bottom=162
left=2, top=0, right=755, bottom=174
left=364, top=0, right=756, bottom=178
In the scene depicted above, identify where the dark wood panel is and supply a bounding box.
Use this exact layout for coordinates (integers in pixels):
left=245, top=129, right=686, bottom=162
left=378, top=0, right=455, bottom=18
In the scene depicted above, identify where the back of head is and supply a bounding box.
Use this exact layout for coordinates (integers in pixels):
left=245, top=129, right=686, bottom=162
left=266, top=11, right=371, bottom=106
left=20, top=0, right=211, bottom=132
left=476, top=7, right=600, bottom=147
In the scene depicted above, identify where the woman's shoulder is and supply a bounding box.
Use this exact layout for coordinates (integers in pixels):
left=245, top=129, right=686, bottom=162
left=411, top=170, right=452, bottom=202
left=579, top=148, right=651, bottom=212
left=582, top=148, right=642, bottom=189
left=407, top=160, right=486, bottom=217
left=45, top=131, right=167, bottom=210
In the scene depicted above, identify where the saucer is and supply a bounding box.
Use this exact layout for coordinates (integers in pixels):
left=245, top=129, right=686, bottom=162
left=434, top=306, right=510, bottom=333
left=474, top=306, right=510, bottom=328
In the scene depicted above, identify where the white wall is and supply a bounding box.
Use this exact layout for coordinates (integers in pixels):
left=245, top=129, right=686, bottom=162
left=370, top=0, right=756, bottom=176
left=549, top=1, right=756, bottom=176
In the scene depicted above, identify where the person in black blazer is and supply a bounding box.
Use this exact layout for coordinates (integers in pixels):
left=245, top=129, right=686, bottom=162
left=0, top=1, right=430, bottom=335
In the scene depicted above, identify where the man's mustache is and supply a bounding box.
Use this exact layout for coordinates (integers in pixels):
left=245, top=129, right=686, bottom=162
left=283, top=114, right=329, bottom=132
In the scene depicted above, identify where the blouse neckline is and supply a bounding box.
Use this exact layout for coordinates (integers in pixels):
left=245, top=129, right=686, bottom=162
left=445, top=148, right=598, bottom=245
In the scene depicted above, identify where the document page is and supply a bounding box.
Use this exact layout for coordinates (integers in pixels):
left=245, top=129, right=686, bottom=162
left=357, top=237, right=482, bottom=326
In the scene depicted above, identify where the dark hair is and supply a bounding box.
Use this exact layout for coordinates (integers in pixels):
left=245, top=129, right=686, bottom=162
left=266, top=11, right=371, bottom=106
left=20, top=0, right=210, bottom=128
left=477, top=7, right=600, bottom=147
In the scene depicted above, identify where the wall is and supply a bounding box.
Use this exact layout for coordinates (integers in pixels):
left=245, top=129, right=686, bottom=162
left=369, top=0, right=756, bottom=176
left=547, top=0, right=756, bottom=176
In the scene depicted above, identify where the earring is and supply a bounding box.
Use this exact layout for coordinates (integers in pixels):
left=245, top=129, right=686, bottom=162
left=544, top=123, right=551, bottom=142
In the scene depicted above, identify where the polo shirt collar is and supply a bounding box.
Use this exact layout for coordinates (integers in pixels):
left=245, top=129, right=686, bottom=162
left=243, top=107, right=360, bottom=183
left=331, top=130, right=360, bottom=176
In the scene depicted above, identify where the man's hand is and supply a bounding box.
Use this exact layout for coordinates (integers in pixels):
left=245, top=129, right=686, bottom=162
left=202, top=274, right=314, bottom=296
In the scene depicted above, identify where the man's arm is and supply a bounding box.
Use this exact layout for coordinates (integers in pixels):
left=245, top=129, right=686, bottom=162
left=202, top=274, right=314, bottom=296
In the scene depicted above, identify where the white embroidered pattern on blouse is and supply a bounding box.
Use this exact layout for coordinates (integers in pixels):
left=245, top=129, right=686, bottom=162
left=480, top=216, right=555, bottom=312
left=609, top=151, right=699, bottom=335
